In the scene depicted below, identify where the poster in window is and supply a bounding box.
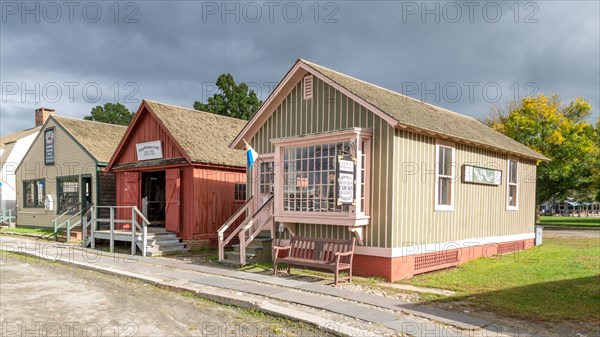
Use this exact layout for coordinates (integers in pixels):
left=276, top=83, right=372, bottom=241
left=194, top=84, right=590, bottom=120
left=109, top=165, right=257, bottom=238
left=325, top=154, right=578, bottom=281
left=337, top=157, right=355, bottom=205
left=44, top=128, right=55, bottom=165
left=462, top=165, right=501, bottom=185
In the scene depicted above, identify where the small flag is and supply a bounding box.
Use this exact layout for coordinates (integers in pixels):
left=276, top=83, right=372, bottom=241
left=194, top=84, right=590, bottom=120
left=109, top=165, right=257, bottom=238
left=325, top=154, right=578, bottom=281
left=244, top=139, right=258, bottom=167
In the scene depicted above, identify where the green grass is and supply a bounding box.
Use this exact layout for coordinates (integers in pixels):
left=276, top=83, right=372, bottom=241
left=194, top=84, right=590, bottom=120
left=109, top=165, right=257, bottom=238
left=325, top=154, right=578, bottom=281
left=0, top=227, right=54, bottom=236
left=537, top=216, right=600, bottom=227
left=403, top=238, right=600, bottom=324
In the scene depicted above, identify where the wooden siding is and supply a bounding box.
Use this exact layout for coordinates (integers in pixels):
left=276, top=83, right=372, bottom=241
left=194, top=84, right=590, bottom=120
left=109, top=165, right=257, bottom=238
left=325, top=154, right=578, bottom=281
left=188, top=168, right=246, bottom=239
left=249, top=74, right=395, bottom=248
left=111, top=109, right=186, bottom=166
left=392, top=129, right=537, bottom=248
left=16, top=119, right=98, bottom=227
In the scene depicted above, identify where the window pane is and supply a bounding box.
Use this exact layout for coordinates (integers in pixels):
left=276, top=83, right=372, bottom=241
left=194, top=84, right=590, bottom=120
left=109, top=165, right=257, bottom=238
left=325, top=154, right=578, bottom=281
left=439, top=147, right=452, bottom=176
left=509, top=185, right=517, bottom=206
left=283, top=141, right=355, bottom=213
left=509, top=161, right=518, bottom=184
left=58, top=178, right=78, bottom=213
left=438, top=177, right=451, bottom=205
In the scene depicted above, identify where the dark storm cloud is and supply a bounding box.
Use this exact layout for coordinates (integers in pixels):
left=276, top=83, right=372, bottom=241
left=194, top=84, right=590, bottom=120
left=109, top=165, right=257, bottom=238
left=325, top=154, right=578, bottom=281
left=1, top=0, right=598, bottom=134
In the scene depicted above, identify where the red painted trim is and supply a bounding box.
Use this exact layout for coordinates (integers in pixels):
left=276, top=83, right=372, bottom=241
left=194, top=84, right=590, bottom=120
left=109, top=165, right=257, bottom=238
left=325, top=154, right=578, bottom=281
left=353, top=238, right=535, bottom=282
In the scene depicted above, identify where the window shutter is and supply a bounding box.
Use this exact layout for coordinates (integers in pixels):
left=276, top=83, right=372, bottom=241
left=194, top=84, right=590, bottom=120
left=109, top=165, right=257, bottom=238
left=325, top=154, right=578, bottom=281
left=303, top=75, right=313, bottom=100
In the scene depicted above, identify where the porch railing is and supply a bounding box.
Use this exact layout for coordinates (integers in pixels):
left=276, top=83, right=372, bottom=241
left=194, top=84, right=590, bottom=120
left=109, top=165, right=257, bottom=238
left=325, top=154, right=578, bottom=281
left=82, top=205, right=150, bottom=257
left=217, top=197, right=254, bottom=261
left=0, top=209, right=16, bottom=225
left=53, top=203, right=83, bottom=242
left=217, top=196, right=275, bottom=265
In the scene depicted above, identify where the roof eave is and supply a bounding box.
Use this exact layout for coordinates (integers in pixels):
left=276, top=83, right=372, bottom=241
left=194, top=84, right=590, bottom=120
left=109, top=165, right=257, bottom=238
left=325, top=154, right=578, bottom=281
left=395, top=123, right=549, bottom=162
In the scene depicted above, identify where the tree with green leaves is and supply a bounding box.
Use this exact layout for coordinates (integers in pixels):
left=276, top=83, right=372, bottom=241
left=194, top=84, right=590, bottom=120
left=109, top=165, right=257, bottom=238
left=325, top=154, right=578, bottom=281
left=485, top=94, right=599, bottom=204
left=194, top=73, right=262, bottom=120
left=84, top=102, right=134, bottom=126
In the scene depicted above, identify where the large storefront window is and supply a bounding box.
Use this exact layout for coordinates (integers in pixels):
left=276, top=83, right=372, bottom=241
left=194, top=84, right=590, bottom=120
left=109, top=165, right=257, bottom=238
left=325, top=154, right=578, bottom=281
left=283, top=141, right=352, bottom=213
left=23, top=180, right=45, bottom=208
left=58, top=177, right=80, bottom=214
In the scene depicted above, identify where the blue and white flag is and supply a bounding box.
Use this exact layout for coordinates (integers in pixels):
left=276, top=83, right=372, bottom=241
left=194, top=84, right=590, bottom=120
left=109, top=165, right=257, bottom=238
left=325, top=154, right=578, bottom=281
left=244, top=140, right=258, bottom=167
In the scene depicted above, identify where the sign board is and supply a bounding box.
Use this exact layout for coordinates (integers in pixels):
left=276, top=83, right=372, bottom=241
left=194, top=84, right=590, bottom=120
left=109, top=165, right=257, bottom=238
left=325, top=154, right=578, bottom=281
left=462, top=165, right=501, bottom=185
left=337, top=157, right=355, bottom=205
left=136, top=141, right=163, bottom=161
left=44, top=128, right=55, bottom=165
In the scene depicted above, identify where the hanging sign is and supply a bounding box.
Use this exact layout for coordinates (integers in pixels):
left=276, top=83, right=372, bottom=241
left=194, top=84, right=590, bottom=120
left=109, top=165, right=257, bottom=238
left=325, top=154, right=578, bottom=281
left=337, top=156, right=356, bottom=205
left=462, top=165, right=501, bottom=186
left=44, top=128, right=55, bottom=165
left=136, top=140, right=163, bottom=161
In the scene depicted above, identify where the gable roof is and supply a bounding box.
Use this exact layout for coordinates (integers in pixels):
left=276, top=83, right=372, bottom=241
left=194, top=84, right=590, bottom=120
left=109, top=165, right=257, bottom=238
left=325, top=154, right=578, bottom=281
left=1, top=127, right=41, bottom=168
left=108, top=100, right=246, bottom=169
left=51, top=116, right=127, bottom=163
left=232, top=59, right=549, bottom=161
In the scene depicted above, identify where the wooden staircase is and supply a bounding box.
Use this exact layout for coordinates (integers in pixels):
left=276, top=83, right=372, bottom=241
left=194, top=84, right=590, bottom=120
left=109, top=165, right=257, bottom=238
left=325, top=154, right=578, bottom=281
left=217, top=196, right=274, bottom=265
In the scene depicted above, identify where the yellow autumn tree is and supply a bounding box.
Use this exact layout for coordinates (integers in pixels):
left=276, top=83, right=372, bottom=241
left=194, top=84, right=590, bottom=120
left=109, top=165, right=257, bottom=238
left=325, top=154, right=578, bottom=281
left=485, top=94, right=599, bottom=204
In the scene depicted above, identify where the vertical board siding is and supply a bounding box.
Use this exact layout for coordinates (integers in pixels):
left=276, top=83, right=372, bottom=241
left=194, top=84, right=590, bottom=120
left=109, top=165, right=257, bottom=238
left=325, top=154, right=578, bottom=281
left=16, top=119, right=98, bottom=227
left=393, top=129, right=537, bottom=248
left=189, top=168, right=246, bottom=239
left=112, top=110, right=186, bottom=165
left=249, top=74, right=395, bottom=248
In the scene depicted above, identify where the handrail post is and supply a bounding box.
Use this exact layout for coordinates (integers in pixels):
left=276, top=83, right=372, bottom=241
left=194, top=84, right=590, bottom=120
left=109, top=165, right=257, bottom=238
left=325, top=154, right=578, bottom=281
left=142, top=220, right=147, bottom=257
left=218, top=233, right=224, bottom=261
left=66, top=219, right=71, bottom=242
left=239, top=229, right=247, bottom=265
left=131, top=208, right=137, bottom=255
left=90, top=206, right=95, bottom=249
left=109, top=207, right=115, bottom=253
left=53, top=219, right=57, bottom=241
left=82, top=214, right=87, bottom=247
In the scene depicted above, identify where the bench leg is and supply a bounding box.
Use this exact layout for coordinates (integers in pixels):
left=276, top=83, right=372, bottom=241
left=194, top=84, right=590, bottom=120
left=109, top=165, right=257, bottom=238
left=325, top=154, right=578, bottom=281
left=273, top=260, right=278, bottom=276
left=287, top=265, right=291, bottom=274
left=334, top=271, right=338, bottom=286
left=349, top=266, right=352, bottom=283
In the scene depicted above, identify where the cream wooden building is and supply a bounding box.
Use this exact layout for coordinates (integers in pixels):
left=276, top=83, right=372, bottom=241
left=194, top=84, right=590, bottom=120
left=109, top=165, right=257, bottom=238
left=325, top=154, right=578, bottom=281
left=15, top=115, right=126, bottom=228
left=220, top=59, right=548, bottom=280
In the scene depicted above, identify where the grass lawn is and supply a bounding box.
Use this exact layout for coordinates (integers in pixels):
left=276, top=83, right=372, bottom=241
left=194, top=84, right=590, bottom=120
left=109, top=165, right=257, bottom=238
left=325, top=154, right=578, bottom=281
left=403, top=237, right=600, bottom=325
left=537, top=216, right=600, bottom=227
left=0, top=227, right=54, bottom=236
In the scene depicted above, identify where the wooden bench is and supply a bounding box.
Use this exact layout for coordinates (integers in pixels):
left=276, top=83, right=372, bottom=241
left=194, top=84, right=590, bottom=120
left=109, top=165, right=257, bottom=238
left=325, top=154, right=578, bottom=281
left=273, top=236, right=355, bottom=286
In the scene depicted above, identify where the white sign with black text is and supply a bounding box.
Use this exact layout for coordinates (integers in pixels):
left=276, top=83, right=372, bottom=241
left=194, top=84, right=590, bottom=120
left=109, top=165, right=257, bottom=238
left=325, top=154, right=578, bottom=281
left=136, top=140, right=163, bottom=161
left=337, top=158, right=355, bottom=205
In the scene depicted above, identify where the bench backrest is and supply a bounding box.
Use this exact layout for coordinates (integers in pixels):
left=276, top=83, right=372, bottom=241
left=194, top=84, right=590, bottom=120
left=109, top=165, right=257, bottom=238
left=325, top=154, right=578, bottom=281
left=289, top=236, right=355, bottom=263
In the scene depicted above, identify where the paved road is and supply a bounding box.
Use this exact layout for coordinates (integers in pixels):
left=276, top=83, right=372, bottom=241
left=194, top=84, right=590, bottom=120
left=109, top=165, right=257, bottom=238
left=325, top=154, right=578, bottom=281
left=543, top=229, right=600, bottom=238
left=0, top=253, right=330, bottom=337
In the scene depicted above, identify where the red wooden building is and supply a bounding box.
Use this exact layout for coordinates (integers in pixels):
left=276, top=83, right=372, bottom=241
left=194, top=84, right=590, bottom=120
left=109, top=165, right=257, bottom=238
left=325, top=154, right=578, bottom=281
left=107, top=100, right=247, bottom=248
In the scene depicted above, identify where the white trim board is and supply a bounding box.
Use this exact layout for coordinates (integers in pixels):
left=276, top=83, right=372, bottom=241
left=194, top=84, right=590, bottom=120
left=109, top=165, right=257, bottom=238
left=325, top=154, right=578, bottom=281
left=355, top=232, right=535, bottom=258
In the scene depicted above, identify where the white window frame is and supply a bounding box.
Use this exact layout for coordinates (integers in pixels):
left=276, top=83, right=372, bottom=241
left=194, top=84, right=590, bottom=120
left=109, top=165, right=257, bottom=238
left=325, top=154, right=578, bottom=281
left=506, top=158, right=519, bottom=211
left=271, top=128, right=372, bottom=226
left=434, top=140, right=455, bottom=211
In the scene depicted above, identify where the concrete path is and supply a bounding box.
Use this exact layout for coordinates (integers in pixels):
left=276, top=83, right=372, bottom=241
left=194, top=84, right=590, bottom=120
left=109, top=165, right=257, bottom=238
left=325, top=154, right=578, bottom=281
left=0, top=235, right=535, bottom=337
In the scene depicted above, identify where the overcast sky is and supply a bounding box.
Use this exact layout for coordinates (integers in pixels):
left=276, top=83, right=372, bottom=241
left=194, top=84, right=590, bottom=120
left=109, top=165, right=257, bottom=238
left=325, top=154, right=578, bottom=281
left=1, top=0, right=598, bottom=134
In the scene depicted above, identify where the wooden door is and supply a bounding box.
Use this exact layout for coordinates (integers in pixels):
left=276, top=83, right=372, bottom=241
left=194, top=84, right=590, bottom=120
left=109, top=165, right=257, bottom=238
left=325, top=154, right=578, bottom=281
left=165, top=169, right=180, bottom=233
left=118, top=172, right=140, bottom=228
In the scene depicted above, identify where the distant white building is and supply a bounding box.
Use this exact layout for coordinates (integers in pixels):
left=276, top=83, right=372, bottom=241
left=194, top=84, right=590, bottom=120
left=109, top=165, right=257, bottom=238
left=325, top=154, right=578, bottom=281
left=0, top=108, right=54, bottom=212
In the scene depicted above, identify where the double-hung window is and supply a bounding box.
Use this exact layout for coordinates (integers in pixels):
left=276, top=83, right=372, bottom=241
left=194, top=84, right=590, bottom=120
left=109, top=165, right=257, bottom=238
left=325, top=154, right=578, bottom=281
left=435, top=140, right=455, bottom=211
left=23, top=180, right=45, bottom=208
left=507, top=159, right=519, bottom=210
left=57, top=176, right=79, bottom=214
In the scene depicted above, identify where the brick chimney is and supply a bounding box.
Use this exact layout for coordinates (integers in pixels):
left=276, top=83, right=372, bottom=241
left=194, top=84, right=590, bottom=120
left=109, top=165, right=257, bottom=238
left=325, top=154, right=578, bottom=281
left=35, top=108, right=55, bottom=127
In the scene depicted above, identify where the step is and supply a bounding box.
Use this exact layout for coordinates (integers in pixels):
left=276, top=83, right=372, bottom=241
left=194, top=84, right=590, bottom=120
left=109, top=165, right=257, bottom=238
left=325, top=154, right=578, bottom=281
left=233, top=244, right=265, bottom=254
left=223, top=251, right=257, bottom=265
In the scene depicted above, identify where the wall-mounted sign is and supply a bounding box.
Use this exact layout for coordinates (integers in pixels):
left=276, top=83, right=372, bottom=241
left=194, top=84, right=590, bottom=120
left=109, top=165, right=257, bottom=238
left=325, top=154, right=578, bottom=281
left=136, top=141, right=163, bottom=161
left=44, top=128, right=55, bottom=165
left=463, top=165, right=501, bottom=186
left=337, top=157, right=355, bottom=205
